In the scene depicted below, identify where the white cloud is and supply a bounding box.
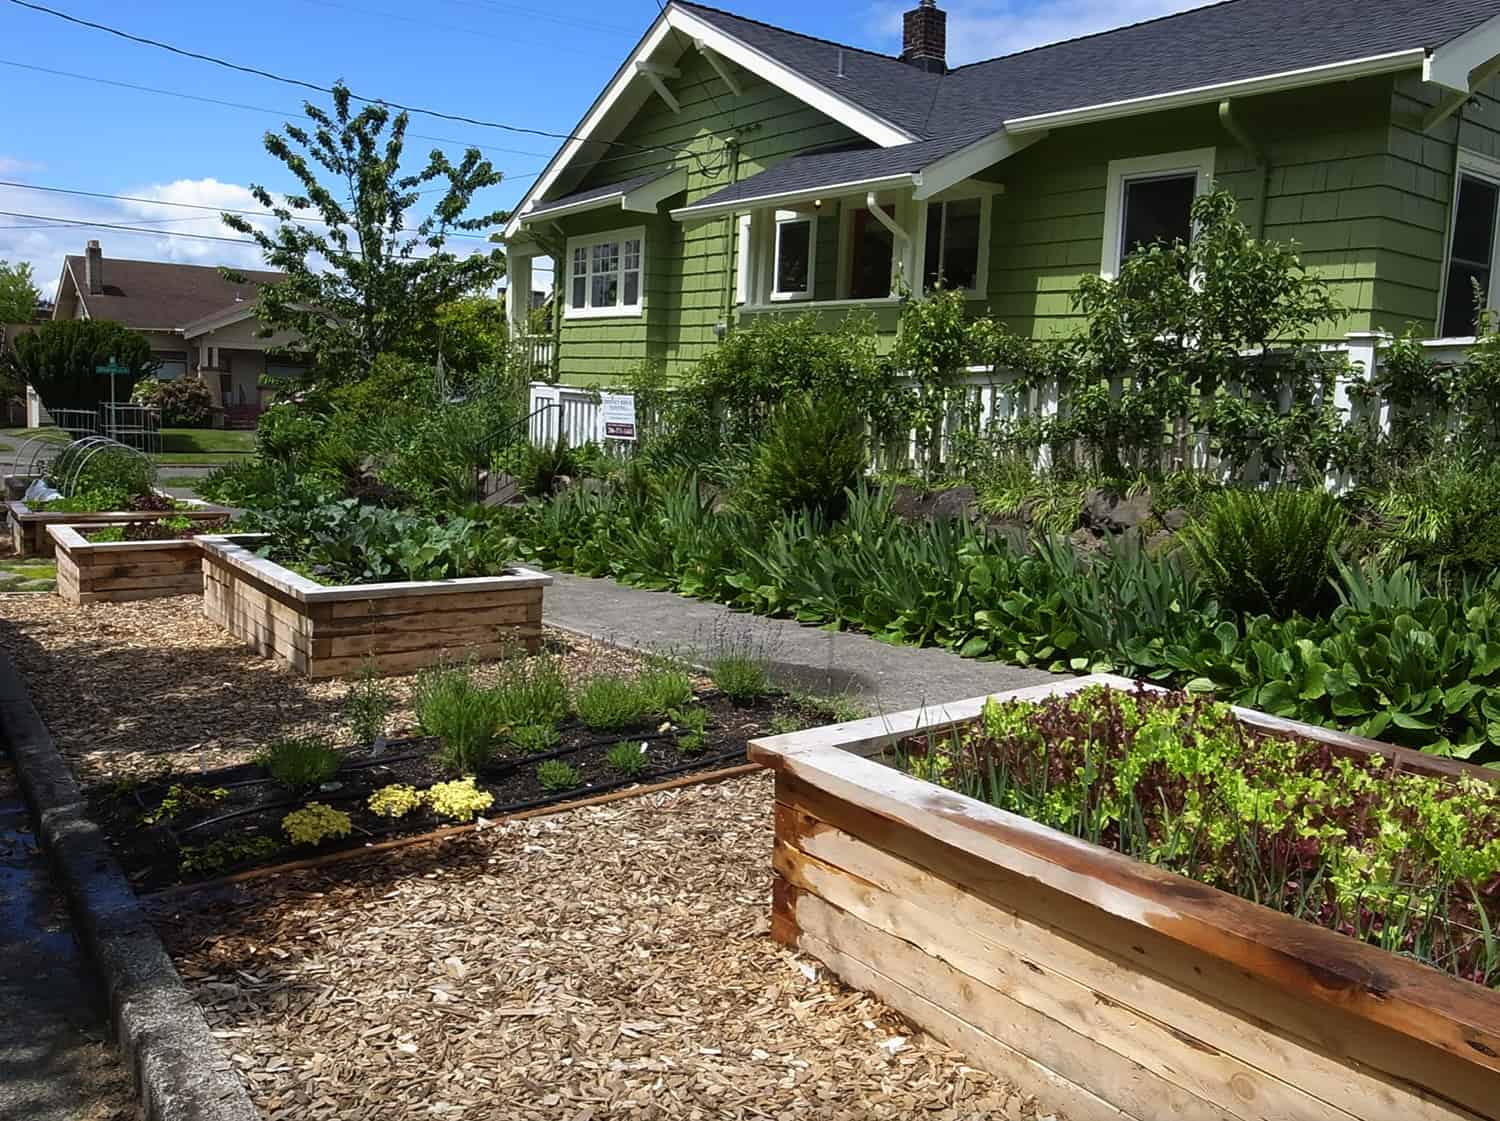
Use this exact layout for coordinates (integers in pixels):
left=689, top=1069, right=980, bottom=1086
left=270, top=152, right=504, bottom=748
left=872, top=0, right=1217, bottom=66
left=0, top=177, right=276, bottom=300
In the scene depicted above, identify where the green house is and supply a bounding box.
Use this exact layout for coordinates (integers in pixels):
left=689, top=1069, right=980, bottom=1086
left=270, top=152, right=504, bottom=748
left=503, top=0, right=1500, bottom=388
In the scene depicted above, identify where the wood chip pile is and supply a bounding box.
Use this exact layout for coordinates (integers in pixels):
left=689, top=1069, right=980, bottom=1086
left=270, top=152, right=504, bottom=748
left=152, top=774, right=1036, bottom=1119
left=0, top=594, right=642, bottom=788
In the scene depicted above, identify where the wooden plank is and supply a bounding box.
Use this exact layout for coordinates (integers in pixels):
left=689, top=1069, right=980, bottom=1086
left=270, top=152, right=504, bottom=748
left=791, top=913, right=1142, bottom=1121
left=309, top=621, right=534, bottom=659
left=203, top=570, right=311, bottom=634
left=310, top=601, right=534, bottom=638
left=774, top=768, right=1499, bottom=1120
left=77, top=585, right=197, bottom=605
left=78, top=573, right=200, bottom=595
left=775, top=807, right=1458, bottom=1121
left=306, top=634, right=539, bottom=679
left=323, top=586, right=543, bottom=620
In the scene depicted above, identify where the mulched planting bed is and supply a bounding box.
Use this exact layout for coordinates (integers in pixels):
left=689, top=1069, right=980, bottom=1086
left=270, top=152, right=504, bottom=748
left=150, top=774, right=1026, bottom=1120
left=94, top=690, right=816, bottom=892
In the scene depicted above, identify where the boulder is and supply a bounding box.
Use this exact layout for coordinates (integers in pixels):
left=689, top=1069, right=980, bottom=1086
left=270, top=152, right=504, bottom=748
left=928, top=485, right=978, bottom=522
left=1082, top=487, right=1152, bottom=532
left=1161, top=507, right=1190, bottom=532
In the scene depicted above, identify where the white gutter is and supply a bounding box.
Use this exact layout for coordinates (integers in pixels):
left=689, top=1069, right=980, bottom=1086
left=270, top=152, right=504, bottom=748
left=671, top=173, right=919, bottom=222
left=1002, top=47, right=1429, bottom=134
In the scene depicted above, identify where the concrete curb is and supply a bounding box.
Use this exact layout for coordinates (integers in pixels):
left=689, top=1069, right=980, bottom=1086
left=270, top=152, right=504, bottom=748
left=0, top=649, right=260, bottom=1121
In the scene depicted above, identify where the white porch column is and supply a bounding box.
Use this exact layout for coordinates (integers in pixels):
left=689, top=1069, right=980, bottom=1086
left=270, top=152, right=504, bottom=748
left=507, top=245, right=534, bottom=335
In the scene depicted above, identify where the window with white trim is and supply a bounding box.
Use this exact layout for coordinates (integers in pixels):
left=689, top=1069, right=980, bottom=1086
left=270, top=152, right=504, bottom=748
left=772, top=214, right=815, bottom=300
left=1101, top=149, right=1215, bottom=278
left=565, top=228, right=644, bottom=319
left=1440, top=152, right=1500, bottom=338
left=153, top=351, right=188, bottom=380
left=923, top=196, right=985, bottom=293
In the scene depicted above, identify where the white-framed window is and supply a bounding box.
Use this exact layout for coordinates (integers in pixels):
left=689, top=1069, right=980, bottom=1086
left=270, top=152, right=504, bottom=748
left=153, top=351, right=188, bottom=380
left=922, top=194, right=989, bottom=295
left=771, top=212, right=816, bottom=301
left=565, top=227, right=644, bottom=319
left=1101, top=148, right=1215, bottom=278
left=1439, top=150, right=1500, bottom=339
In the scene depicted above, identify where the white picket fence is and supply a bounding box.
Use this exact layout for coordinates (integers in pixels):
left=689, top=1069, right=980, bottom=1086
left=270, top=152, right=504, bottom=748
left=526, top=332, right=1480, bottom=471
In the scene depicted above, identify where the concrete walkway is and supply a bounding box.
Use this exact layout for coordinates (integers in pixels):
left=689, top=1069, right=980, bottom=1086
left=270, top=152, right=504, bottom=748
left=542, top=570, right=1058, bottom=715
left=0, top=762, right=135, bottom=1121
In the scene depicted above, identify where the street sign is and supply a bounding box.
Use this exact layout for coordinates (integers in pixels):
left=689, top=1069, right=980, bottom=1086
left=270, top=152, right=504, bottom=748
left=601, top=392, right=637, bottom=441
left=95, top=355, right=131, bottom=409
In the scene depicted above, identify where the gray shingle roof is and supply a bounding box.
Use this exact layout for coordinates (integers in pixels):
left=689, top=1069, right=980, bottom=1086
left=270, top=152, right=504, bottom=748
left=64, top=255, right=284, bottom=330
left=678, top=0, right=1500, bottom=141
left=523, top=169, right=678, bottom=219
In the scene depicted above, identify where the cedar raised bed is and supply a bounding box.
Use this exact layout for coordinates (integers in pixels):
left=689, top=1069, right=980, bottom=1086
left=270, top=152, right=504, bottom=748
left=48, top=524, right=205, bottom=604
left=750, top=673, right=1500, bottom=1121
left=197, top=534, right=551, bottom=678
left=5, top=498, right=230, bottom=557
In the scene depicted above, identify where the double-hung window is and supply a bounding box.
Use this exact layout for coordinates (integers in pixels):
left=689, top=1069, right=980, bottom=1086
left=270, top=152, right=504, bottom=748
left=923, top=196, right=985, bottom=293
left=772, top=213, right=816, bottom=300
left=565, top=228, right=644, bottom=319
left=1440, top=152, right=1500, bottom=338
left=1101, top=149, right=1215, bottom=277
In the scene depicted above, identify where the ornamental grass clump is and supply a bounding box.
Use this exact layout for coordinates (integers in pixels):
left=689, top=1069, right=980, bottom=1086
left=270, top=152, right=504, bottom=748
left=897, top=684, right=1500, bottom=989
left=415, top=664, right=504, bottom=775
left=637, top=655, right=695, bottom=716
left=256, top=735, right=341, bottom=792
left=606, top=740, right=650, bottom=776
left=574, top=674, right=648, bottom=730
left=490, top=650, right=569, bottom=730
left=536, top=759, right=581, bottom=792
left=508, top=723, right=560, bottom=754
left=345, top=659, right=395, bottom=744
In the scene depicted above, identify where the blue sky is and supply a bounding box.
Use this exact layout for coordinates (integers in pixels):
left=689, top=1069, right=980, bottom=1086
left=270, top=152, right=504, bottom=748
left=0, top=0, right=1205, bottom=298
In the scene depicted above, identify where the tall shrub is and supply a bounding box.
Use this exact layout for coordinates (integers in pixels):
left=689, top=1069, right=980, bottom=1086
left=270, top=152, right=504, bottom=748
left=737, top=393, right=866, bottom=520
left=5, top=319, right=155, bottom=411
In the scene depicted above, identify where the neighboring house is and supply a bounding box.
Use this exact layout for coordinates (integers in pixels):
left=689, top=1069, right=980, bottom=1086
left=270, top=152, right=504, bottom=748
left=502, top=0, right=1500, bottom=387
left=45, top=240, right=299, bottom=426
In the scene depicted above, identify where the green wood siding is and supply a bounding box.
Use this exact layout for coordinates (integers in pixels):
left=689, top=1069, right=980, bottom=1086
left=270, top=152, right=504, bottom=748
left=984, top=77, right=1405, bottom=340
left=547, top=50, right=862, bottom=385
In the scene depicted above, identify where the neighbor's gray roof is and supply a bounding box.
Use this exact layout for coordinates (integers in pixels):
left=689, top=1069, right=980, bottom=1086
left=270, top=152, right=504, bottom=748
left=677, top=0, right=1500, bottom=140
left=523, top=168, right=679, bottom=219
left=63, top=255, right=284, bottom=330
left=674, top=0, right=1500, bottom=213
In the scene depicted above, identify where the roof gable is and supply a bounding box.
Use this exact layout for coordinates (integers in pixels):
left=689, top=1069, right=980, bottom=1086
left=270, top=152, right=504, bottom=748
left=57, top=254, right=284, bottom=331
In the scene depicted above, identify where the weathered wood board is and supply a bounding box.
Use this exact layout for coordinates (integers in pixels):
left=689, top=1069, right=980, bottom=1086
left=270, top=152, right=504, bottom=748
left=9, top=499, right=229, bottom=557
left=48, top=524, right=205, bottom=605
left=197, top=535, right=550, bottom=678
left=750, top=674, right=1500, bottom=1121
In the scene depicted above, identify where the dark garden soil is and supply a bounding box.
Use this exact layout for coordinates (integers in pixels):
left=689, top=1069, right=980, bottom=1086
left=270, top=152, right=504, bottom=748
left=83, top=517, right=231, bottom=542
left=94, top=690, right=808, bottom=893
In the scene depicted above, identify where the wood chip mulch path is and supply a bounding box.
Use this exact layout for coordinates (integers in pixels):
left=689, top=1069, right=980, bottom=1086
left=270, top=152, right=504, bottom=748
left=151, top=773, right=1036, bottom=1120
left=0, top=593, right=642, bottom=790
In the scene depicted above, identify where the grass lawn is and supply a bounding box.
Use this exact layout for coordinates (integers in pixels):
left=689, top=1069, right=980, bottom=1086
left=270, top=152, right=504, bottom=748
left=0, top=556, right=57, bottom=591
left=157, top=474, right=208, bottom=488
left=160, top=428, right=254, bottom=455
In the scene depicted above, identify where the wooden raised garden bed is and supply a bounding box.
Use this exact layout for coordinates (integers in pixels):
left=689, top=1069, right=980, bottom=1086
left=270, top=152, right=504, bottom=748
left=751, top=673, right=1500, bottom=1121
left=197, top=534, right=552, bottom=677
left=5, top=498, right=230, bottom=558
left=48, top=524, right=207, bottom=604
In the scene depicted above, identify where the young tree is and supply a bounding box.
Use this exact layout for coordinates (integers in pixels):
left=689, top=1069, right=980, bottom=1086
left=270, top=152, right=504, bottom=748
left=223, top=83, right=507, bottom=384
left=4, top=319, right=155, bottom=410
left=0, top=259, right=40, bottom=323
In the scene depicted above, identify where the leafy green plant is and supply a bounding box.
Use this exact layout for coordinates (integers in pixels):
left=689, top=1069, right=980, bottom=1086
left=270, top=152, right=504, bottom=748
left=282, top=802, right=352, bottom=846
left=508, top=723, right=560, bottom=753
left=414, top=665, right=504, bottom=775
left=710, top=655, right=771, bottom=702
left=142, top=783, right=228, bottom=825
left=573, top=674, right=648, bottom=730
left=515, top=433, right=579, bottom=498
left=345, top=659, right=395, bottom=744
left=1183, top=489, right=1345, bottom=619
left=178, top=835, right=279, bottom=877
left=606, top=740, right=650, bottom=776
left=768, top=712, right=806, bottom=736
left=86, top=527, right=127, bottom=543
left=536, top=759, right=581, bottom=792
left=256, top=735, right=341, bottom=792
left=736, top=392, right=866, bottom=520
left=637, top=656, right=694, bottom=716
left=668, top=705, right=708, bottom=753
left=368, top=784, right=424, bottom=818
left=425, top=777, right=494, bottom=821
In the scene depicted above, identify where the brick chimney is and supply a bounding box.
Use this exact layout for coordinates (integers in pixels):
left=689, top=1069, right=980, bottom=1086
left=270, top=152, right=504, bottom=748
left=901, top=0, right=946, bottom=74
left=84, top=240, right=103, bottom=295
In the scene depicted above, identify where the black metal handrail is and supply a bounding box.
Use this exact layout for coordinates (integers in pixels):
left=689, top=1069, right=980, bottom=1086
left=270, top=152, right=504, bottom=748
left=471, top=401, right=560, bottom=501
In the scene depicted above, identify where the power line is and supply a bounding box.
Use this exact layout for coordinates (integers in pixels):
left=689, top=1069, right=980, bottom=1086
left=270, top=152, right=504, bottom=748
left=0, top=179, right=519, bottom=241
left=4, top=0, right=699, bottom=164
left=0, top=58, right=553, bottom=161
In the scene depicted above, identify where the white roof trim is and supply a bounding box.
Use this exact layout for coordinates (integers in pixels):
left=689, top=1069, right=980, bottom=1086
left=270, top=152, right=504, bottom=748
left=912, top=129, right=1047, bottom=201
left=1426, top=13, right=1500, bottom=92
left=519, top=167, right=688, bottom=226
left=1003, top=47, right=1428, bottom=133
left=502, top=3, right=916, bottom=241
left=671, top=172, right=919, bottom=222
left=182, top=301, right=258, bottom=337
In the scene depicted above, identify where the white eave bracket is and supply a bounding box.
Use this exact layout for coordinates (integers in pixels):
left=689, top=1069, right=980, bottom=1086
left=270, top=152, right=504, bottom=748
left=636, top=61, right=682, bottom=114
left=622, top=166, right=688, bottom=212
left=1423, top=53, right=1500, bottom=132
left=912, top=129, right=1047, bottom=200
left=694, top=38, right=743, bottom=97
left=1423, top=14, right=1500, bottom=130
